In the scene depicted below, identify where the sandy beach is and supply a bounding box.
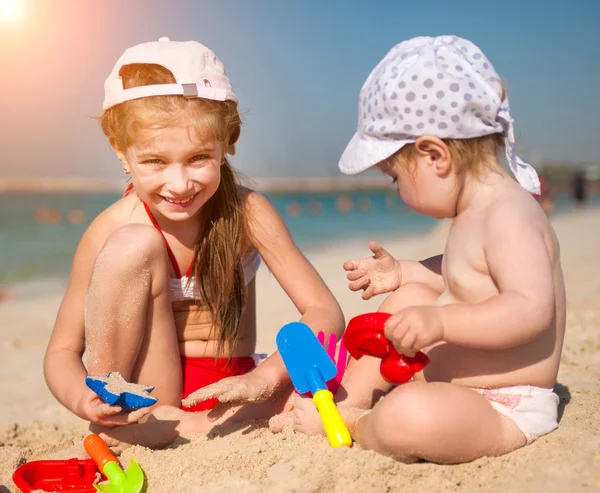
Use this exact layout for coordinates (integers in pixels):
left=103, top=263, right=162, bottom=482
left=1, top=208, right=599, bottom=493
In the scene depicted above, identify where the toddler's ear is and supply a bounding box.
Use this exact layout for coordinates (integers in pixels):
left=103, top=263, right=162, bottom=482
left=227, top=143, right=236, bottom=156
left=415, top=136, right=451, bottom=176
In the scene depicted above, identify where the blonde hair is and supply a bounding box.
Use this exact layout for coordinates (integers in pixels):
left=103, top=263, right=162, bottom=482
left=392, top=133, right=505, bottom=179
left=100, top=63, right=249, bottom=360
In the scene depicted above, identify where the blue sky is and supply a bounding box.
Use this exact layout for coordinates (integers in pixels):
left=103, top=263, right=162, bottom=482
left=0, top=0, right=598, bottom=180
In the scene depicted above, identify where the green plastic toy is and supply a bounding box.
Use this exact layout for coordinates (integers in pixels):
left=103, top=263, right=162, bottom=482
left=83, top=434, right=144, bottom=493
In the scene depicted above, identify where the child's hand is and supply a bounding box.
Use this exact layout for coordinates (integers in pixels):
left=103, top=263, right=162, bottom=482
left=383, top=306, right=445, bottom=355
left=344, top=242, right=401, bottom=300
left=182, top=371, right=277, bottom=421
left=77, top=388, right=148, bottom=427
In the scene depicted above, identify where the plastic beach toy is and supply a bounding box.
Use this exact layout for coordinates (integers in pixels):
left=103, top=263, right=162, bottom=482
left=86, top=372, right=158, bottom=410
left=343, top=312, right=430, bottom=384
left=277, top=322, right=352, bottom=448
left=317, top=330, right=348, bottom=395
left=294, top=330, right=348, bottom=396
left=83, top=434, right=144, bottom=493
left=13, top=458, right=100, bottom=492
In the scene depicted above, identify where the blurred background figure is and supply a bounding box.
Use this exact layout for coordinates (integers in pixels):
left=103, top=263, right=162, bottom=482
left=571, top=168, right=588, bottom=209
left=33, top=207, right=62, bottom=225
left=66, top=208, right=85, bottom=225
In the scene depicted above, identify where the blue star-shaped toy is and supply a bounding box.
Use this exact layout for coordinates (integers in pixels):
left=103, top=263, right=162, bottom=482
left=85, top=372, right=158, bottom=410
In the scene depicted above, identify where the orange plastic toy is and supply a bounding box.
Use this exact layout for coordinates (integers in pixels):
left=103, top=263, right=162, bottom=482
left=83, top=434, right=144, bottom=493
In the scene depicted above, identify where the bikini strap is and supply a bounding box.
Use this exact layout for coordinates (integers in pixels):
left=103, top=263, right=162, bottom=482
left=123, top=182, right=134, bottom=197
left=142, top=202, right=188, bottom=279
left=126, top=185, right=195, bottom=279
left=185, top=260, right=194, bottom=278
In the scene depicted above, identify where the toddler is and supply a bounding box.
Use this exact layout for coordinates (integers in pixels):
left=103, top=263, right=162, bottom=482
left=287, top=35, right=565, bottom=464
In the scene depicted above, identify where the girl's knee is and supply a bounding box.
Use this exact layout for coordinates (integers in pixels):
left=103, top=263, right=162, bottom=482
left=98, top=225, right=167, bottom=273
left=379, top=282, right=438, bottom=312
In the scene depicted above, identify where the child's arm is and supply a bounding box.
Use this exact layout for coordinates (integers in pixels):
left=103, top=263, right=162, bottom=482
left=186, top=191, right=345, bottom=415
left=344, top=241, right=445, bottom=299
left=247, top=191, right=345, bottom=383
left=439, top=212, right=555, bottom=349
left=402, top=254, right=445, bottom=294
left=384, top=208, right=555, bottom=353
left=44, top=216, right=128, bottom=426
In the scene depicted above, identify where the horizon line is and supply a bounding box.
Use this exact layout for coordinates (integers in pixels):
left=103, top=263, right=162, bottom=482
left=0, top=175, right=394, bottom=193
left=1, top=162, right=597, bottom=194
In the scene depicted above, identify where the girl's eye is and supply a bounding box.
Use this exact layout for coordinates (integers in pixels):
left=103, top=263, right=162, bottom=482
left=190, top=154, right=208, bottom=162
left=141, top=159, right=162, bottom=165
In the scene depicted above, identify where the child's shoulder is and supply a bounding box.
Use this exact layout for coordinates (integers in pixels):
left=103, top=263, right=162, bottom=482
left=237, top=185, right=274, bottom=213
left=488, top=185, right=548, bottom=223
left=483, top=184, right=555, bottom=241
left=236, top=185, right=290, bottom=241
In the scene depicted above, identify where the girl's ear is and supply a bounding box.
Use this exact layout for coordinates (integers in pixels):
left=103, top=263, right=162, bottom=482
left=110, top=139, right=131, bottom=174
left=414, top=136, right=451, bottom=176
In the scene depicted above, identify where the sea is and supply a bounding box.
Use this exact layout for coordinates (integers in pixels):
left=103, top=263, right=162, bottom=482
left=1, top=189, right=598, bottom=290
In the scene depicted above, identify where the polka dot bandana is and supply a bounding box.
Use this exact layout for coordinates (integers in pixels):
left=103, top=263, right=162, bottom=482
left=339, top=35, right=540, bottom=194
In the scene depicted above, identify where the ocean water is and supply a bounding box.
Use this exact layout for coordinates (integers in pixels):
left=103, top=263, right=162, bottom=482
left=0, top=189, right=597, bottom=286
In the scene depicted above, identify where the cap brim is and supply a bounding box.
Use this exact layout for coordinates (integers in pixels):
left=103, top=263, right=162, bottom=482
left=338, top=132, right=414, bottom=175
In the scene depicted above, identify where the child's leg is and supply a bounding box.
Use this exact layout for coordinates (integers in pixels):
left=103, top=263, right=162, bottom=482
left=96, top=387, right=294, bottom=453
left=352, top=381, right=527, bottom=463
left=84, top=224, right=182, bottom=407
left=337, top=283, right=439, bottom=409
left=280, top=283, right=440, bottom=436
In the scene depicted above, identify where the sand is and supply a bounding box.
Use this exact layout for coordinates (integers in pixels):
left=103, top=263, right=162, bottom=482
left=1, top=208, right=599, bottom=492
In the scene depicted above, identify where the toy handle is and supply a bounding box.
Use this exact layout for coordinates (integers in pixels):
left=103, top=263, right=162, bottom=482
left=381, top=345, right=429, bottom=384
left=343, top=312, right=430, bottom=384
left=312, top=389, right=352, bottom=448
left=83, top=434, right=117, bottom=472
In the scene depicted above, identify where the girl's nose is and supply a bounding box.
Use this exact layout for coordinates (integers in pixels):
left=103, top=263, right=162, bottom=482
left=165, top=164, right=191, bottom=194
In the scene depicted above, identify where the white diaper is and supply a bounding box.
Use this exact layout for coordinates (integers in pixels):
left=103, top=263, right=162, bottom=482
left=474, top=385, right=559, bottom=443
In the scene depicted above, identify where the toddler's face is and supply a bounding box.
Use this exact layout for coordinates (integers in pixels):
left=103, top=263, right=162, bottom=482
left=119, top=124, right=224, bottom=223
left=378, top=145, right=461, bottom=219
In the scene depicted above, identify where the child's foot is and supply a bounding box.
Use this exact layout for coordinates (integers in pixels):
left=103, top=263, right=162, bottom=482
left=268, top=409, right=294, bottom=433
left=268, top=395, right=320, bottom=434
left=273, top=394, right=372, bottom=440
left=290, top=395, right=325, bottom=436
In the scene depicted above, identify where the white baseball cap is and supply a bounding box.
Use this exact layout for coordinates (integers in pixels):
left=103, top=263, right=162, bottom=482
left=339, top=35, right=540, bottom=195
left=103, top=37, right=238, bottom=110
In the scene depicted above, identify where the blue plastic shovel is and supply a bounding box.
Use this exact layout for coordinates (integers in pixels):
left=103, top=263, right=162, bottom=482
left=276, top=322, right=352, bottom=448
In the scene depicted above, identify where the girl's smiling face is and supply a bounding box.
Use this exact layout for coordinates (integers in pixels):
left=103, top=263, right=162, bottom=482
left=118, top=125, right=224, bottom=224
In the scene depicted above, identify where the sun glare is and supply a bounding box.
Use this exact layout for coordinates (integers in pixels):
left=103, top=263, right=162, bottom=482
left=0, top=0, right=24, bottom=22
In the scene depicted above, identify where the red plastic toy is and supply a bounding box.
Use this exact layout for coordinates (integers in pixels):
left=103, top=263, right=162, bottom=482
left=13, top=458, right=101, bottom=493
left=343, top=312, right=430, bottom=384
